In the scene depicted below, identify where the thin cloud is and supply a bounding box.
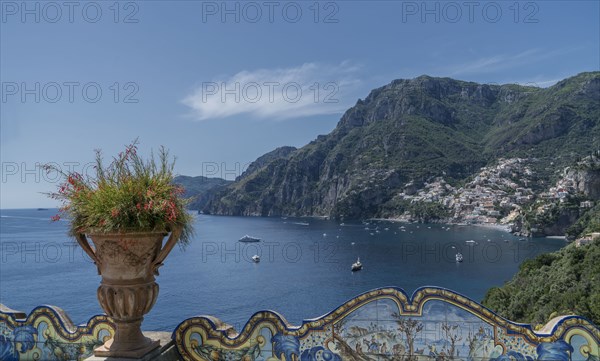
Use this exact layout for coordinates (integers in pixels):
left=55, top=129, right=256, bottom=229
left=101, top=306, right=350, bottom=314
left=182, top=62, right=362, bottom=121
left=449, top=48, right=542, bottom=76
left=441, top=48, right=577, bottom=76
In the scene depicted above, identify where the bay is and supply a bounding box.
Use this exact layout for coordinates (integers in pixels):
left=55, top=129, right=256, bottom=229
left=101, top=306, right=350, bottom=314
left=0, top=209, right=565, bottom=331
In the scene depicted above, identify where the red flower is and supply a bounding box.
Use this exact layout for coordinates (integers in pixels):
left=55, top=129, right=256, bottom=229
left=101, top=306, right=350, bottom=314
left=51, top=214, right=61, bottom=222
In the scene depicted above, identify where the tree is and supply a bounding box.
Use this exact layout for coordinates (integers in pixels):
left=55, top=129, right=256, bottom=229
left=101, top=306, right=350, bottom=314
left=441, top=322, right=462, bottom=358
left=393, top=315, right=423, bottom=361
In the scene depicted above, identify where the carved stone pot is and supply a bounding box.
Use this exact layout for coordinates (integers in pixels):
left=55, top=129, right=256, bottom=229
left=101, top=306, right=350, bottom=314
left=77, top=229, right=180, bottom=358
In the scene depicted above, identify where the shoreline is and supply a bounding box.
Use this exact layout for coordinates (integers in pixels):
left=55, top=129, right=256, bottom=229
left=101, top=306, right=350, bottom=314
left=368, top=217, right=514, bottom=233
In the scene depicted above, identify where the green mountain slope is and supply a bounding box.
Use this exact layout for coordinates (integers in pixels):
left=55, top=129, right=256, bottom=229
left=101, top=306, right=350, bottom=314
left=202, top=72, right=600, bottom=219
left=482, top=239, right=600, bottom=326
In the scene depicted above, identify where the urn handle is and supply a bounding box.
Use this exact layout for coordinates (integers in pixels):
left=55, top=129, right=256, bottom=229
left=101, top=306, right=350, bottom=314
left=76, top=234, right=102, bottom=275
left=153, top=227, right=182, bottom=276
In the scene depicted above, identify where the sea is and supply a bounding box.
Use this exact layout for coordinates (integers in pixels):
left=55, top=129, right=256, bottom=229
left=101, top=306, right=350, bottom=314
left=0, top=208, right=565, bottom=332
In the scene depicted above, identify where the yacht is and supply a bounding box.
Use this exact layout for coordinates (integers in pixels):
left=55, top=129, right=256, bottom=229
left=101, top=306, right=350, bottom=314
left=455, top=253, right=464, bottom=263
left=351, top=258, right=363, bottom=272
left=251, top=255, right=260, bottom=263
left=239, top=235, right=261, bottom=242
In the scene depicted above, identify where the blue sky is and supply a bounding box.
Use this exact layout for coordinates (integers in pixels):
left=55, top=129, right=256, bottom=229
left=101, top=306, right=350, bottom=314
left=1, top=0, right=599, bottom=208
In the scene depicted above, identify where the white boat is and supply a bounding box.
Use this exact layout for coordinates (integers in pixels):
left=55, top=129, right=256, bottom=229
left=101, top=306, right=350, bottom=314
left=456, top=253, right=464, bottom=263
left=351, top=258, right=363, bottom=271
left=239, top=235, right=261, bottom=242
left=252, top=255, right=260, bottom=263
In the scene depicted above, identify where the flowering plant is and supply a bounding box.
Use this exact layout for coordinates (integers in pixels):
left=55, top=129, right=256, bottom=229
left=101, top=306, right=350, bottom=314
left=46, top=140, right=194, bottom=245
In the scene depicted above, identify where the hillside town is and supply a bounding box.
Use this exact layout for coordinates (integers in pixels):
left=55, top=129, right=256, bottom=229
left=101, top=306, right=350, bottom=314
left=394, top=157, right=598, bottom=243
left=397, top=158, right=535, bottom=225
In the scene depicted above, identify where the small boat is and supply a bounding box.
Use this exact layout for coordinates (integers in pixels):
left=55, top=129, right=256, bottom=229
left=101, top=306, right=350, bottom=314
left=465, top=240, right=477, bottom=244
left=239, top=235, right=261, bottom=242
left=351, top=258, right=363, bottom=272
left=519, top=238, right=526, bottom=241
left=456, top=253, right=464, bottom=263
left=252, top=255, right=260, bottom=263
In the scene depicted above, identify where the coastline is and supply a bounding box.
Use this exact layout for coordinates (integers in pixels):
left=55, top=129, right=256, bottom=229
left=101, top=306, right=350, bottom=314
left=470, top=223, right=513, bottom=232
left=368, top=217, right=514, bottom=233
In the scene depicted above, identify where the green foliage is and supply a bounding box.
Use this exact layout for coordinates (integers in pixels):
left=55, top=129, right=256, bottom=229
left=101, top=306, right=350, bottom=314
left=408, top=202, right=450, bottom=221
left=482, top=239, right=600, bottom=326
left=378, top=198, right=451, bottom=222
left=45, top=140, right=194, bottom=245
left=567, top=204, right=600, bottom=239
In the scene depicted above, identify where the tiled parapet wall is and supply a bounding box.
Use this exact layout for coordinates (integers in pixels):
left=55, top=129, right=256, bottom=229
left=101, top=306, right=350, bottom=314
left=0, top=304, right=114, bottom=361
left=1, top=287, right=599, bottom=361
left=173, top=287, right=600, bottom=361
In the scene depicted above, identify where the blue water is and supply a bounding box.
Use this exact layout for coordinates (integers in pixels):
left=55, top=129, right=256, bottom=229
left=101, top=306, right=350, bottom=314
left=0, top=208, right=565, bottom=332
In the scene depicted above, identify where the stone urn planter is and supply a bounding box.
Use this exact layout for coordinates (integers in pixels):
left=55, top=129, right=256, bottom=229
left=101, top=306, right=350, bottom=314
left=77, top=228, right=181, bottom=358
left=45, top=140, right=193, bottom=358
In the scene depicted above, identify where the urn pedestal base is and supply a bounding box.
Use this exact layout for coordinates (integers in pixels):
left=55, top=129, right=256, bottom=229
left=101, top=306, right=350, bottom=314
left=94, top=320, right=160, bottom=358
left=94, top=280, right=160, bottom=358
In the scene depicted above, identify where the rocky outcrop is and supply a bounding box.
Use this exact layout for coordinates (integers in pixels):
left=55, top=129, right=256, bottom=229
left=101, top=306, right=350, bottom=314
left=529, top=208, right=581, bottom=237
left=565, top=161, right=600, bottom=200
